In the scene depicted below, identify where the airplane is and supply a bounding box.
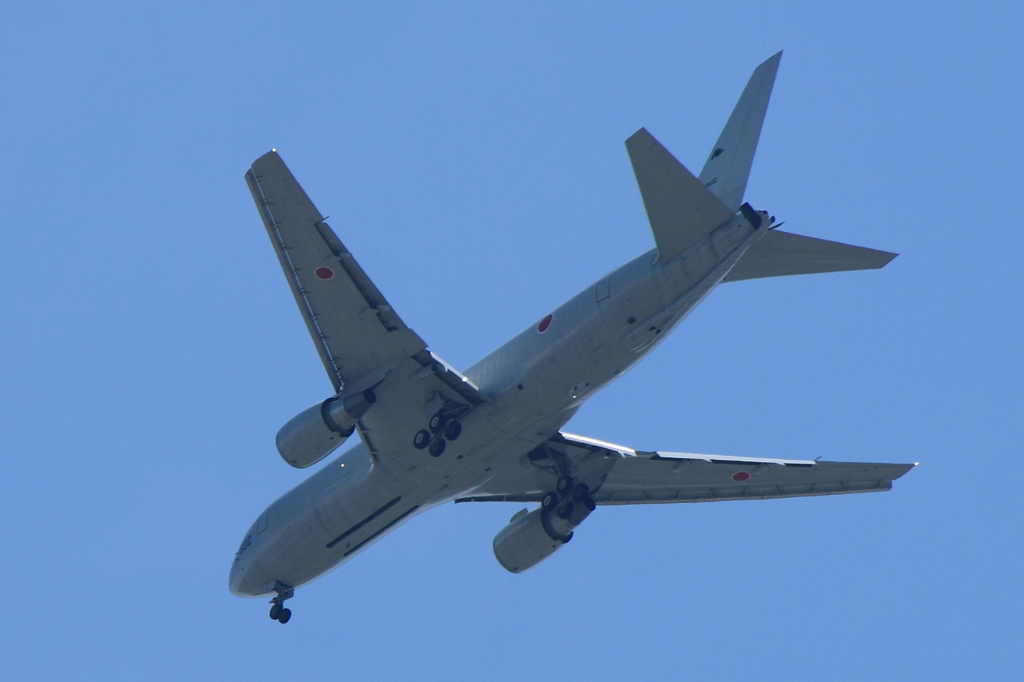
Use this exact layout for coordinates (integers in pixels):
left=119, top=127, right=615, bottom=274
left=229, top=52, right=914, bottom=624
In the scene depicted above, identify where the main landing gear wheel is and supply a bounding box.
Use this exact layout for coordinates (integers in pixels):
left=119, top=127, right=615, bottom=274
left=444, top=420, right=462, bottom=441
left=542, top=491, right=559, bottom=510
left=429, top=412, right=448, bottom=433
left=413, top=429, right=431, bottom=450
left=429, top=438, right=447, bottom=457
left=557, top=500, right=575, bottom=520
left=556, top=475, right=574, bottom=498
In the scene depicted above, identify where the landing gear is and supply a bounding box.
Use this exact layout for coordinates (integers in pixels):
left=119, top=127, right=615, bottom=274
left=269, top=603, right=291, bottom=623
left=429, top=412, right=448, bottom=434
left=416, top=407, right=464, bottom=456
left=413, top=429, right=431, bottom=450
left=544, top=476, right=596, bottom=521
left=268, top=581, right=294, bottom=625
left=444, top=420, right=462, bottom=441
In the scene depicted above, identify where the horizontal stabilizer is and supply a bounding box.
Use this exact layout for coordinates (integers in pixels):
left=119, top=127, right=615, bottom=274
left=722, top=230, right=897, bottom=282
left=626, top=128, right=735, bottom=263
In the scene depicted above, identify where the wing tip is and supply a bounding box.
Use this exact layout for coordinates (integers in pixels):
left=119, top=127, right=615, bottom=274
left=880, top=251, right=899, bottom=267
left=892, top=462, right=917, bottom=481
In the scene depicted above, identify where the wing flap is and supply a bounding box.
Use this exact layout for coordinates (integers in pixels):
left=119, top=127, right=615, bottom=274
left=722, top=230, right=897, bottom=283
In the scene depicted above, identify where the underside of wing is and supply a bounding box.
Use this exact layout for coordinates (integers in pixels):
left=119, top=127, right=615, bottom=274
left=722, top=229, right=897, bottom=283
left=355, top=352, right=490, bottom=466
left=594, top=451, right=914, bottom=504
left=456, top=432, right=914, bottom=505
left=246, top=151, right=427, bottom=391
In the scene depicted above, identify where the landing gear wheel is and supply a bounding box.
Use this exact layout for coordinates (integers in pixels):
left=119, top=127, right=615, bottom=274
left=268, top=580, right=294, bottom=625
left=429, top=412, right=448, bottom=434
left=542, top=491, right=559, bottom=510
left=557, top=500, right=575, bottom=520
left=429, top=438, right=447, bottom=457
left=444, top=420, right=462, bottom=441
left=413, top=429, right=431, bottom=449
left=572, top=482, right=590, bottom=502
left=556, top=475, right=574, bottom=498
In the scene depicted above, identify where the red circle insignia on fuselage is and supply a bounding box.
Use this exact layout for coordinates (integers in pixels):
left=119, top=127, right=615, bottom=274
left=315, top=267, right=334, bottom=280
left=537, top=314, right=553, bottom=333
left=732, top=471, right=750, bottom=482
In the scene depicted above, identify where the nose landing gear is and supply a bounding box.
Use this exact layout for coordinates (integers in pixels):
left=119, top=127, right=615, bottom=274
left=268, top=581, right=294, bottom=624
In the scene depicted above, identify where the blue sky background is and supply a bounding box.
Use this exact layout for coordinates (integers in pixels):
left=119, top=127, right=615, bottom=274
left=2, top=2, right=1021, bottom=680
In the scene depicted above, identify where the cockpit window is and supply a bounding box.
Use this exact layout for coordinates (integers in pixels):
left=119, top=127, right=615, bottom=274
left=235, top=534, right=252, bottom=560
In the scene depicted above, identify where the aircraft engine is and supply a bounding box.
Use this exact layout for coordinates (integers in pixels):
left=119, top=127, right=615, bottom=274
left=492, top=488, right=596, bottom=573
left=274, top=390, right=376, bottom=468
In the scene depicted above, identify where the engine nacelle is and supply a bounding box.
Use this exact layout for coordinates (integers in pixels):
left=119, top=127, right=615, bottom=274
left=492, top=493, right=595, bottom=573
left=274, top=390, right=376, bottom=468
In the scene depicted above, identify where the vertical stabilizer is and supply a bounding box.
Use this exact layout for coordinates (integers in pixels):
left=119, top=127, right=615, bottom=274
left=698, top=52, right=782, bottom=211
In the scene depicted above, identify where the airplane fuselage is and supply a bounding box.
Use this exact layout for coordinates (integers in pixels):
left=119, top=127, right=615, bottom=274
left=229, top=210, right=766, bottom=597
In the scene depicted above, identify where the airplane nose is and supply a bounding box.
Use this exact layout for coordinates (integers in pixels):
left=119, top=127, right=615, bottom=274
left=229, top=527, right=259, bottom=596
left=228, top=558, right=245, bottom=596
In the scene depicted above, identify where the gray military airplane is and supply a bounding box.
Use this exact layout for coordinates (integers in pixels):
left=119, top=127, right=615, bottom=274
left=229, top=52, right=913, bottom=624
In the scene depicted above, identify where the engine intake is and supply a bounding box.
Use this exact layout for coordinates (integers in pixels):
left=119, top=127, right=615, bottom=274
left=275, top=390, right=376, bottom=468
left=492, top=489, right=595, bottom=573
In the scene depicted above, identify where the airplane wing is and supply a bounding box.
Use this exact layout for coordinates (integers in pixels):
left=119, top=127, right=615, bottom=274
left=246, top=151, right=487, bottom=442
left=456, top=432, right=914, bottom=505
left=246, top=151, right=475, bottom=399
left=722, top=229, right=897, bottom=283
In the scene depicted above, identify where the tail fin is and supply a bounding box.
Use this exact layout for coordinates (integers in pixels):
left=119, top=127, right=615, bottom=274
left=698, top=52, right=782, bottom=211
left=626, top=128, right=735, bottom=263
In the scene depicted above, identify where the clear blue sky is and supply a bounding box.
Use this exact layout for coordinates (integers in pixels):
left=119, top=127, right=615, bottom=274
left=2, top=2, right=1021, bottom=680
